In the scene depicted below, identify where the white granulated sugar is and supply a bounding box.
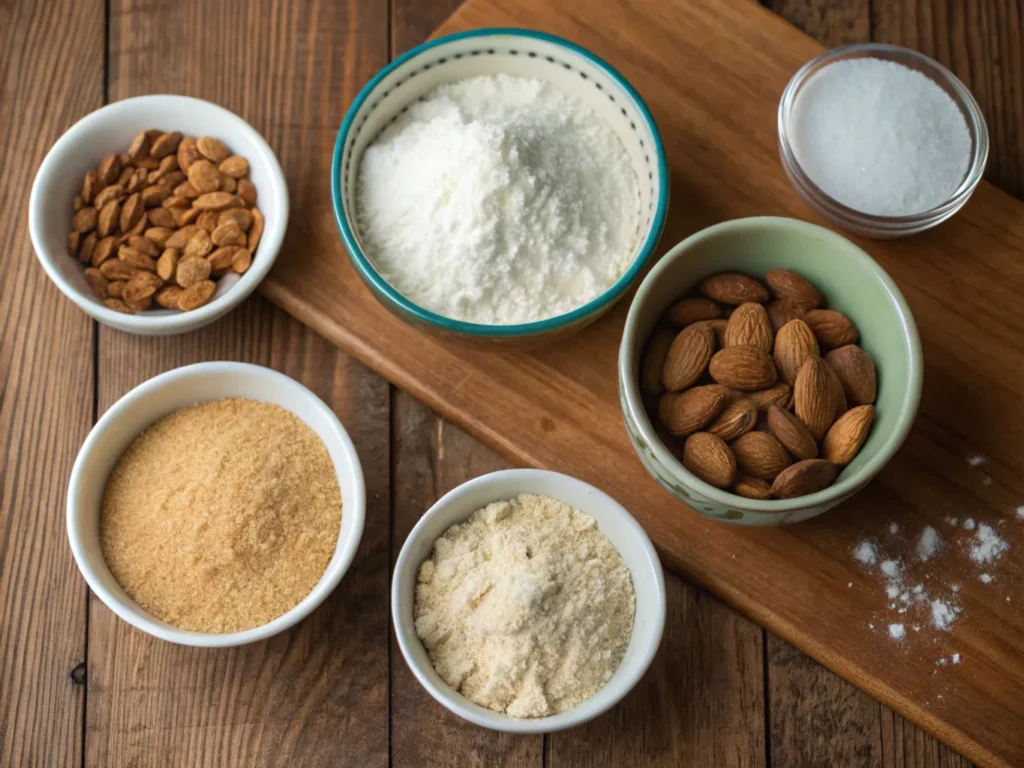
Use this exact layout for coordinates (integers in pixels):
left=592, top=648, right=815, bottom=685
left=952, top=653, right=961, bottom=664
left=980, top=573, right=993, bottom=584
left=413, top=493, right=635, bottom=718
left=886, top=585, right=900, bottom=599
left=944, top=516, right=959, bottom=526
left=888, top=522, right=899, bottom=535
left=937, top=657, right=948, bottom=665
left=967, top=454, right=987, bottom=467
left=357, top=74, right=640, bottom=325
left=963, top=518, right=976, bottom=531
left=880, top=559, right=902, bottom=579
left=913, top=584, right=924, bottom=595
left=931, top=599, right=960, bottom=630
left=789, top=58, right=971, bottom=216
left=969, top=523, right=1008, bottom=565
left=889, top=624, right=906, bottom=641
left=951, top=584, right=961, bottom=593
left=917, top=526, right=943, bottom=562
left=854, top=540, right=878, bottom=565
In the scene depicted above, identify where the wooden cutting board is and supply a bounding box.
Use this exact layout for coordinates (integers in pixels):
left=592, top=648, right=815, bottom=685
left=260, top=0, right=1024, bottom=764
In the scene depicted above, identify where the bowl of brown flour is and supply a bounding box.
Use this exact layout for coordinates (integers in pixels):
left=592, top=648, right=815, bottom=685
left=66, top=362, right=365, bottom=647
left=391, top=469, right=666, bottom=732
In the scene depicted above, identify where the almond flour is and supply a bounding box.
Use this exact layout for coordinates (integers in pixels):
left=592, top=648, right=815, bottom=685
left=413, top=493, right=635, bottom=718
left=100, top=398, right=342, bottom=633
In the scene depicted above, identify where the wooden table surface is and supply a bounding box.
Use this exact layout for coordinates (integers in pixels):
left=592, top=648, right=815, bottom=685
left=1, top=1, right=1019, bottom=766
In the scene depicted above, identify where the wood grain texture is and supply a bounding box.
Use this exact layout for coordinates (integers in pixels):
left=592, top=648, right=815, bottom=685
left=259, top=0, right=1024, bottom=765
left=85, top=1, right=390, bottom=766
left=0, top=1, right=103, bottom=765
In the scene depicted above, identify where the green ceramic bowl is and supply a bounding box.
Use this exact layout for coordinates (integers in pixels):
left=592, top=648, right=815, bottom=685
left=618, top=217, right=922, bottom=526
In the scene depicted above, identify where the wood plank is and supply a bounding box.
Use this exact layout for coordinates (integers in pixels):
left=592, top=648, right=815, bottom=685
left=85, top=1, right=391, bottom=765
left=0, top=0, right=103, bottom=765
left=259, top=0, right=1024, bottom=764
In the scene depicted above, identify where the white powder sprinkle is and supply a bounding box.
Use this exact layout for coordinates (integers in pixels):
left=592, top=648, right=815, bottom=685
left=854, top=540, right=878, bottom=566
left=980, top=573, right=993, bottom=584
left=880, top=559, right=902, bottom=579
left=931, top=600, right=960, bottom=630
left=888, top=522, right=899, bottom=535
left=951, top=584, right=961, bottom=593
left=917, top=526, right=943, bottom=561
left=969, top=523, right=1008, bottom=565
left=944, top=516, right=959, bottom=526
left=1016, top=506, right=1024, bottom=520
left=847, top=582, right=853, bottom=588
left=913, top=584, right=924, bottom=595
left=952, top=653, right=961, bottom=664
left=886, top=585, right=900, bottom=599
left=962, top=518, right=976, bottom=531
left=982, top=476, right=993, bottom=487
left=937, top=657, right=948, bottom=666
left=967, top=454, right=986, bottom=467
left=889, top=624, right=906, bottom=641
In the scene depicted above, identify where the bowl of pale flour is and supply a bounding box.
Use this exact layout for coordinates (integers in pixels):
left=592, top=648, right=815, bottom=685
left=332, top=28, right=668, bottom=344
left=391, top=469, right=666, bottom=732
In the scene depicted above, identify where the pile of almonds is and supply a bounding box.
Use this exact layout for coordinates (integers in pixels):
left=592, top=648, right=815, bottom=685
left=68, top=130, right=264, bottom=314
left=643, top=269, right=878, bottom=500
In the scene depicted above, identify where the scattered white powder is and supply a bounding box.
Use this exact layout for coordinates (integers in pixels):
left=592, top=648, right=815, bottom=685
left=889, top=624, right=906, bottom=641
left=854, top=540, right=878, bottom=565
left=969, top=523, right=1008, bottom=565
left=951, top=584, right=961, bottom=593
left=413, top=493, right=635, bottom=718
left=980, top=573, right=993, bottom=584
left=931, top=600, right=959, bottom=630
left=982, top=476, right=993, bottom=487
left=917, top=526, right=943, bottom=561
left=888, top=522, right=899, bottom=535
left=847, top=582, right=853, bottom=588
left=937, top=657, right=948, bottom=666
left=944, top=516, right=959, bottom=526
left=963, top=518, right=976, bottom=531
left=967, top=454, right=987, bottom=467
left=1016, top=506, right=1024, bottom=520
left=886, top=585, right=900, bottom=599
left=789, top=58, right=971, bottom=216
left=357, top=74, right=640, bottom=325
left=880, top=559, right=902, bottom=579
left=913, top=584, right=924, bottom=595
left=952, top=653, right=961, bottom=664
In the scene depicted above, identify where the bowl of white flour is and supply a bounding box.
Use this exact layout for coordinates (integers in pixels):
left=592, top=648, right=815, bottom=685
left=391, top=469, right=666, bottom=732
left=332, top=28, right=668, bottom=343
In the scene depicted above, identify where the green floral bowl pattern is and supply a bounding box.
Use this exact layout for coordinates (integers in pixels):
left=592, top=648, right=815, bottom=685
left=618, top=217, right=923, bottom=526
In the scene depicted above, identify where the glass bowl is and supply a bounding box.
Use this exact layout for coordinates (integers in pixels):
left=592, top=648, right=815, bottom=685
left=778, top=43, right=988, bottom=239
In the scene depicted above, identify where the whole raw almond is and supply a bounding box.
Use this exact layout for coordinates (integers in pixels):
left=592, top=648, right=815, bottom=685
left=178, top=279, right=217, bottom=311
left=196, top=211, right=218, bottom=234
left=765, top=269, right=821, bottom=310
left=709, top=346, right=777, bottom=391
left=748, top=382, right=792, bottom=411
left=150, top=131, right=182, bottom=158
left=732, top=431, right=790, bottom=481
left=97, top=154, right=121, bottom=186
left=193, top=191, right=241, bottom=211
left=663, top=324, right=715, bottom=392
left=659, top=385, right=728, bottom=436
left=823, top=405, right=875, bottom=466
left=155, top=285, right=184, bottom=309
left=773, top=318, right=819, bottom=384
left=207, top=246, right=240, bottom=276
left=212, top=220, right=246, bottom=247
left=165, top=225, right=199, bottom=249
left=683, top=432, right=737, bottom=488
left=642, top=327, right=675, bottom=396
left=767, top=405, right=818, bottom=460
left=707, top=397, right=757, bottom=441
left=699, top=273, right=769, bottom=305
left=248, top=208, right=264, bottom=250
left=824, top=345, right=877, bottom=405
left=83, top=268, right=109, bottom=299
left=177, top=136, right=200, bottom=172
left=72, top=207, right=98, bottom=233
left=734, top=474, right=771, bottom=500
left=187, top=159, right=222, bottom=194
left=115, top=166, right=133, bottom=188
left=691, top=318, right=728, bottom=348
left=91, top=235, right=117, bottom=267
left=765, top=298, right=806, bottom=333
left=196, top=136, right=230, bottom=163
left=120, top=193, right=144, bottom=233
left=804, top=309, right=859, bottom=349
left=770, top=459, right=838, bottom=499
left=147, top=207, right=177, bottom=229
left=176, top=255, right=212, bottom=287
left=163, top=170, right=186, bottom=188
left=156, top=248, right=179, bottom=282
left=231, top=248, right=252, bottom=273
left=724, top=302, right=773, bottom=352
left=666, top=297, right=721, bottom=327
left=794, top=357, right=839, bottom=440
left=238, top=178, right=257, bottom=207
left=219, top=207, right=253, bottom=232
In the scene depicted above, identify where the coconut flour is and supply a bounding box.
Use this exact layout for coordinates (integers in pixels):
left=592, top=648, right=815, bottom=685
left=413, top=493, right=635, bottom=718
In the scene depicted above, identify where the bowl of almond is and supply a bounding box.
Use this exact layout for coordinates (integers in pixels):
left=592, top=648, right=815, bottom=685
left=618, top=217, right=922, bottom=525
left=30, top=95, right=287, bottom=335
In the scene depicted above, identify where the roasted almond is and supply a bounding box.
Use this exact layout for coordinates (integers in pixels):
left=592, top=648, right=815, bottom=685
left=72, top=206, right=98, bottom=233
left=156, top=248, right=179, bottom=282
left=178, top=279, right=217, bottom=311
left=176, top=255, right=212, bottom=287
left=238, top=178, right=257, bottom=207
left=118, top=246, right=157, bottom=272
left=165, top=225, right=199, bottom=249
left=794, top=357, right=839, bottom=441
left=140, top=183, right=173, bottom=207
left=804, top=309, right=859, bottom=349
left=123, top=271, right=163, bottom=303
left=83, top=267, right=109, bottom=299
left=107, top=280, right=126, bottom=298
left=732, top=431, right=790, bottom=481
left=104, top=297, right=135, bottom=314
left=773, top=318, right=819, bottom=385
left=683, top=432, right=737, bottom=488
left=734, top=474, right=771, bottom=500
left=187, top=159, right=222, bottom=194
left=97, top=200, right=120, bottom=237
left=127, top=129, right=156, bottom=163
left=230, top=248, right=252, bottom=273
left=699, top=273, right=769, bottom=305
left=150, top=130, right=182, bottom=158
left=155, top=285, right=184, bottom=308
left=173, top=180, right=201, bottom=199
left=219, top=173, right=237, bottom=193
left=724, top=302, right=773, bottom=352
left=120, top=193, right=144, bottom=233
left=247, top=208, right=264, bottom=250
left=659, top=385, right=728, bottom=436
left=197, top=211, right=219, bottom=234
left=67, top=231, right=81, bottom=258
left=177, top=136, right=200, bottom=172
left=196, top=136, right=230, bottom=163
left=91, top=235, right=118, bottom=267
left=765, top=269, right=821, bottom=310
left=824, top=345, right=877, bottom=405
left=663, top=324, right=715, bottom=392
left=147, top=207, right=177, bottom=229
left=73, top=195, right=84, bottom=212
left=82, top=171, right=99, bottom=204
left=99, top=258, right=138, bottom=282
left=144, top=227, right=173, bottom=249
left=183, top=228, right=213, bottom=260
left=770, top=459, right=838, bottom=499
left=823, top=405, right=875, bottom=466
left=93, top=184, right=126, bottom=209
left=193, top=192, right=241, bottom=211
left=666, top=297, right=721, bottom=327
left=642, top=327, right=675, bottom=396
left=709, top=346, right=777, bottom=391
left=78, top=232, right=97, bottom=264
left=126, top=234, right=159, bottom=258
left=219, top=155, right=249, bottom=178
left=162, top=195, right=191, bottom=211
left=212, top=220, right=246, bottom=247
left=219, top=207, right=253, bottom=232
left=207, top=246, right=240, bottom=276
left=767, top=405, right=818, bottom=460
left=97, top=153, right=121, bottom=186
left=176, top=207, right=202, bottom=227
left=126, top=167, right=149, bottom=194
left=707, top=397, right=757, bottom=441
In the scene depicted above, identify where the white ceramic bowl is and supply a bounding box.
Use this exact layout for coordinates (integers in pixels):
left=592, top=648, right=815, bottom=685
left=67, top=362, right=365, bottom=647
left=391, top=469, right=666, bottom=732
left=30, top=95, right=288, bottom=335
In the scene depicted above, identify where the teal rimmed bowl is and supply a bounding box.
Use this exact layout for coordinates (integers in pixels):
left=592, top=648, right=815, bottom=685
left=332, top=28, right=669, bottom=344
left=618, top=217, right=923, bottom=526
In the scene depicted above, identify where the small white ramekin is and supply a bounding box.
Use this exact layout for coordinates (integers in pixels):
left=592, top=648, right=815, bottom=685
left=391, top=469, right=666, bottom=732
left=30, top=95, right=289, bottom=335
left=67, top=362, right=365, bottom=647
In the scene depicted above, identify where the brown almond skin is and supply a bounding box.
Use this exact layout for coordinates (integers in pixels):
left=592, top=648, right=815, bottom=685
left=231, top=247, right=252, bottom=274
left=155, top=285, right=183, bottom=308
left=765, top=269, right=822, bottom=310
left=765, top=298, right=806, bottom=333
left=770, top=459, right=838, bottom=499
left=724, top=303, right=773, bottom=352
left=699, top=273, right=770, bottom=305
left=193, top=192, right=242, bottom=211
left=207, top=246, right=240, bottom=276
left=804, top=309, right=859, bottom=349
left=150, top=131, right=183, bottom=158
left=658, top=385, right=728, bottom=436
left=794, top=357, right=839, bottom=441
left=683, top=432, right=737, bottom=488
left=197, top=136, right=230, bottom=163
left=177, top=136, right=200, bottom=172
left=732, top=431, right=791, bottom=481
left=734, top=474, right=771, bottom=500
left=247, top=208, right=264, bottom=250
left=707, top=398, right=757, bottom=441
left=709, top=346, right=777, bottom=391
left=120, top=193, right=144, bottom=233
left=178, top=279, right=217, bottom=311
left=97, top=154, right=121, bottom=186
left=748, top=382, right=792, bottom=411
left=238, top=178, right=258, bottom=207
left=824, top=345, right=877, bottom=405
left=211, top=220, right=246, bottom=247
left=767, top=405, right=818, bottom=460
left=188, top=159, right=222, bottom=194
left=642, top=327, right=675, bottom=396
left=156, top=248, right=179, bottom=282
left=72, top=207, right=98, bottom=233
left=165, top=225, right=199, bottom=249
left=823, top=405, right=875, bottom=466
left=663, top=324, right=714, bottom=391
left=91, top=235, right=118, bottom=267
left=773, top=318, right=819, bottom=385
left=666, top=297, right=721, bottom=327
left=219, top=207, right=254, bottom=232
left=147, top=207, right=177, bottom=229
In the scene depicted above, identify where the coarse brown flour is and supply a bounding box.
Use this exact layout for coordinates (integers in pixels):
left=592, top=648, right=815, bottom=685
left=414, top=493, right=635, bottom=718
